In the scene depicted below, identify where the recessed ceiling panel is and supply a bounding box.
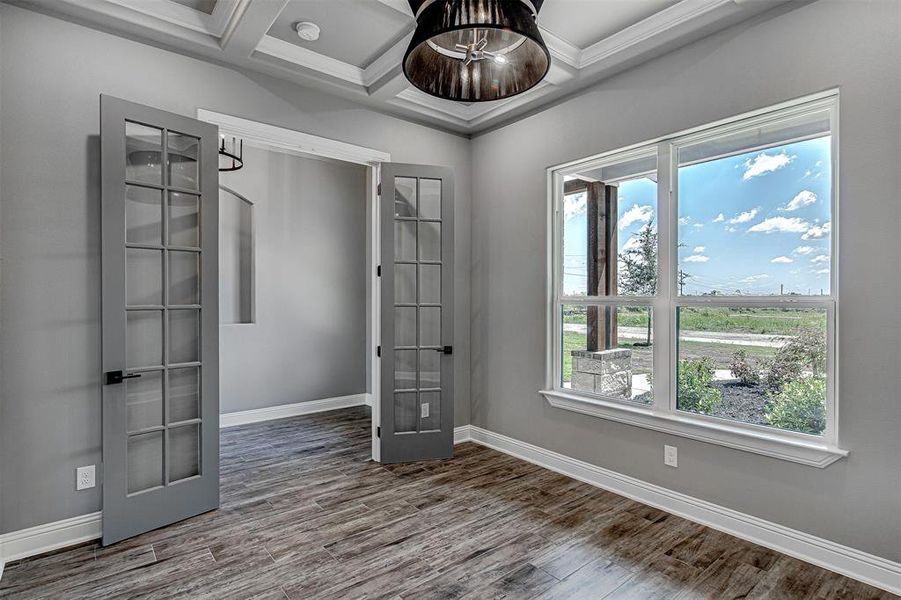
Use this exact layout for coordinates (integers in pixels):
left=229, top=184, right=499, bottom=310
left=169, top=0, right=217, bottom=15
left=268, top=0, right=414, bottom=69
left=539, top=0, right=681, bottom=48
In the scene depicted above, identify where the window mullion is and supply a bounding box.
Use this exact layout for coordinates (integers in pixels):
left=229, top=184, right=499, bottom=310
left=653, top=141, right=674, bottom=414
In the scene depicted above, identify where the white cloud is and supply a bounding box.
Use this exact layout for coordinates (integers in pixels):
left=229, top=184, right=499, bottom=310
left=712, top=213, right=725, bottom=223
left=811, top=254, right=829, bottom=264
left=770, top=256, right=793, bottom=264
left=780, top=190, right=817, bottom=212
left=563, top=193, right=586, bottom=221
left=693, top=223, right=704, bottom=228
left=725, top=226, right=737, bottom=233
left=742, top=151, right=795, bottom=180
left=793, top=245, right=816, bottom=255
left=693, top=246, right=705, bottom=253
left=739, top=274, right=770, bottom=284
left=729, top=208, right=759, bottom=224
left=815, top=268, right=830, bottom=275
left=802, top=222, right=831, bottom=240
left=620, top=204, right=653, bottom=230
left=748, top=216, right=810, bottom=233
left=683, top=255, right=710, bottom=263
left=622, top=236, right=641, bottom=251
left=678, top=216, right=691, bottom=225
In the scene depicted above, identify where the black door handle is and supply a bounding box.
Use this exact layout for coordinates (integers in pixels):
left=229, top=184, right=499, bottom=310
left=433, top=346, right=453, bottom=355
left=105, top=370, right=142, bottom=385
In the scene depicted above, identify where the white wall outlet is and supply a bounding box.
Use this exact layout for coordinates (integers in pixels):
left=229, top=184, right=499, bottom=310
left=76, top=465, right=95, bottom=490
left=664, top=445, right=678, bottom=468
left=421, top=402, right=429, bottom=418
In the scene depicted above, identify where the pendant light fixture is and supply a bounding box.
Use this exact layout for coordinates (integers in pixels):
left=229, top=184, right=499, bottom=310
left=403, top=0, right=550, bottom=102
left=218, top=135, right=244, bottom=172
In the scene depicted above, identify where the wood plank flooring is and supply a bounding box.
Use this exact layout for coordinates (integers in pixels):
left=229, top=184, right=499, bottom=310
left=1, top=407, right=894, bottom=599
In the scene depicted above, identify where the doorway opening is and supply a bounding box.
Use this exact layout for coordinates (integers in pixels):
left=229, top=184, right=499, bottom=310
left=199, top=110, right=387, bottom=462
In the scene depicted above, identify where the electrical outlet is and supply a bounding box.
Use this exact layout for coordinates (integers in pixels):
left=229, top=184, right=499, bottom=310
left=664, top=445, right=678, bottom=468
left=421, top=402, right=429, bottom=418
left=76, top=465, right=95, bottom=490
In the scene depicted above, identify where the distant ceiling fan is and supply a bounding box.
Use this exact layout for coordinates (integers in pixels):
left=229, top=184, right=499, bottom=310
left=403, top=0, right=551, bottom=102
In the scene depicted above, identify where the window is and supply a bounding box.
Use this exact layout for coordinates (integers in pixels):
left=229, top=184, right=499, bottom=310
left=219, top=186, right=255, bottom=324
left=544, top=93, right=845, bottom=467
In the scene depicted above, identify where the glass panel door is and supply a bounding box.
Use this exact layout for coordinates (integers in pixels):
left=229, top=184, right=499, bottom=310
left=101, top=95, right=219, bottom=545
left=380, top=165, right=454, bottom=463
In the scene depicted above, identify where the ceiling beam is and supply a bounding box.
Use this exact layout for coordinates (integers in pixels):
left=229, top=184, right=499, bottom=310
left=219, top=0, right=288, bottom=58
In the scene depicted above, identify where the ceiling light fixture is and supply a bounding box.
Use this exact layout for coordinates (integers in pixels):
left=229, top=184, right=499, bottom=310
left=294, top=21, right=321, bottom=42
left=403, top=0, right=550, bottom=102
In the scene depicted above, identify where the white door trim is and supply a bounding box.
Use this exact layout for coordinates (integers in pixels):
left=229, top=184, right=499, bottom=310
left=195, top=109, right=388, bottom=463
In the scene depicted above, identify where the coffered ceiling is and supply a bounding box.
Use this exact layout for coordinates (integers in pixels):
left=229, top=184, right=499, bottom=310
left=10, top=0, right=792, bottom=134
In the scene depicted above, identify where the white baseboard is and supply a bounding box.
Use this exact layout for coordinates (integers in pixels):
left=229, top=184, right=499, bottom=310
left=219, top=393, right=370, bottom=428
left=0, top=511, right=102, bottom=577
left=460, top=425, right=900, bottom=596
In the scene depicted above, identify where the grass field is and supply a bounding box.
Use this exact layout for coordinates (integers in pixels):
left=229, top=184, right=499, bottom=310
left=562, top=305, right=826, bottom=335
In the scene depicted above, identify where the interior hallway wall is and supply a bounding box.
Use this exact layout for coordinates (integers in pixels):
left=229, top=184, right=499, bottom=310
left=470, top=0, right=901, bottom=562
left=0, top=4, right=472, bottom=534
left=218, top=147, right=367, bottom=414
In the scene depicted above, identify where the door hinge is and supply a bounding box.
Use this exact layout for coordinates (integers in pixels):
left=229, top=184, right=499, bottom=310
left=377, top=426, right=381, bottom=438
left=377, top=345, right=381, bottom=357
left=377, top=265, right=381, bottom=277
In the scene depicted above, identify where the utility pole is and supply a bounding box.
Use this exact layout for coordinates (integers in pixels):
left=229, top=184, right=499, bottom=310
left=678, top=269, right=691, bottom=295
left=780, top=283, right=784, bottom=296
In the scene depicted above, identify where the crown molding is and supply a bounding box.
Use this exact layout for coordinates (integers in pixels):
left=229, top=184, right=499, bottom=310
left=104, top=0, right=241, bottom=37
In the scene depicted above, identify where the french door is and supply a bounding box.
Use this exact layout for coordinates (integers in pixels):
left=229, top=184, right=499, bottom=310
left=379, top=164, right=454, bottom=463
left=100, top=95, right=219, bottom=545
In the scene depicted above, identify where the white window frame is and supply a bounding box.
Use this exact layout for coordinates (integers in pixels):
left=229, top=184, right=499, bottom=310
left=541, top=91, right=848, bottom=468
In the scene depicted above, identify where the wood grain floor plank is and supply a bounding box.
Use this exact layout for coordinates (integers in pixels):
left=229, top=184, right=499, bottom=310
left=1, top=407, right=895, bottom=600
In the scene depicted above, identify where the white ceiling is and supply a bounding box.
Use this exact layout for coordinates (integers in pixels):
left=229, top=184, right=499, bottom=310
left=8, top=0, right=791, bottom=134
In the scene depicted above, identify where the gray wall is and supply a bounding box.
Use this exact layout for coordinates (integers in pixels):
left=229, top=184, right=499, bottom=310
left=470, top=0, right=900, bottom=562
left=218, top=147, right=367, bottom=414
left=0, top=4, right=471, bottom=534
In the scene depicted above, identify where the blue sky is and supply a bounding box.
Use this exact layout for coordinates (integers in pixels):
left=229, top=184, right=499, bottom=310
left=563, top=136, right=832, bottom=296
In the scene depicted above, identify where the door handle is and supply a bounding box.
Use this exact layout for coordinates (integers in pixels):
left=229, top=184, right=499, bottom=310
left=105, top=370, right=142, bottom=385
left=433, top=346, right=453, bottom=355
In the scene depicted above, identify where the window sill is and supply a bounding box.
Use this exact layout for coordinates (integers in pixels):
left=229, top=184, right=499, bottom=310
left=539, top=389, right=848, bottom=468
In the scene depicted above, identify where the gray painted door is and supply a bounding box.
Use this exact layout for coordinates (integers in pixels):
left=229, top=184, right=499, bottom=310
left=100, top=95, right=219, bottom=545
left=380, top=164, right=454, bottom=463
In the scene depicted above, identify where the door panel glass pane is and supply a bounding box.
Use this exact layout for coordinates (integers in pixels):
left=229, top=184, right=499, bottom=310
left=125, top=185, right=162, bottom=245
left=419, top=179, right=441, bottom=219
left=394, top=392, right=417, bottom=433
left=676, top=306, right=827, bottom=435
left=420, top=350, right=440, bottom=388
left=420, top=390, right=440, bottom=431
left=169, top=366, right=200, bottom=423
left=126, top=370, right=163, bottom=432
left=169, top=309, right=200, bottom=364
left=167, top=132, right=199, bottom=191
left=394, top=221, right=416, bottom=261
left=169, top=192, right=200, bottom=247
left=420, top=264, right=440, bottom=304
left=127, top=431, right=163, bottom=494
left=562, top=304, right=653, bottom=405
left=125, top=122, right=162, bottom=185
left=420, top=307, right=440, bottom=347
left=394, top=264, right=416, bottom=304
left=169, top=424, right=200, bottom=482
left=126, top=248, right=162, bottom=306
left=394, top=177, right=417, bottom=217
left=127, top=311, right=163, bottom=369
left=169, top=251, right=200, bottom=306
left=394, top=307, right=416, bottom=347
left=394, top=350, right=417, bottom=390
left=419, top=221, right=441, bottom=261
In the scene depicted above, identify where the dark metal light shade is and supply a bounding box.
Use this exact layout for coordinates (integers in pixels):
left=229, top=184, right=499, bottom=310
left=403, top=0, right=550, bottom=102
